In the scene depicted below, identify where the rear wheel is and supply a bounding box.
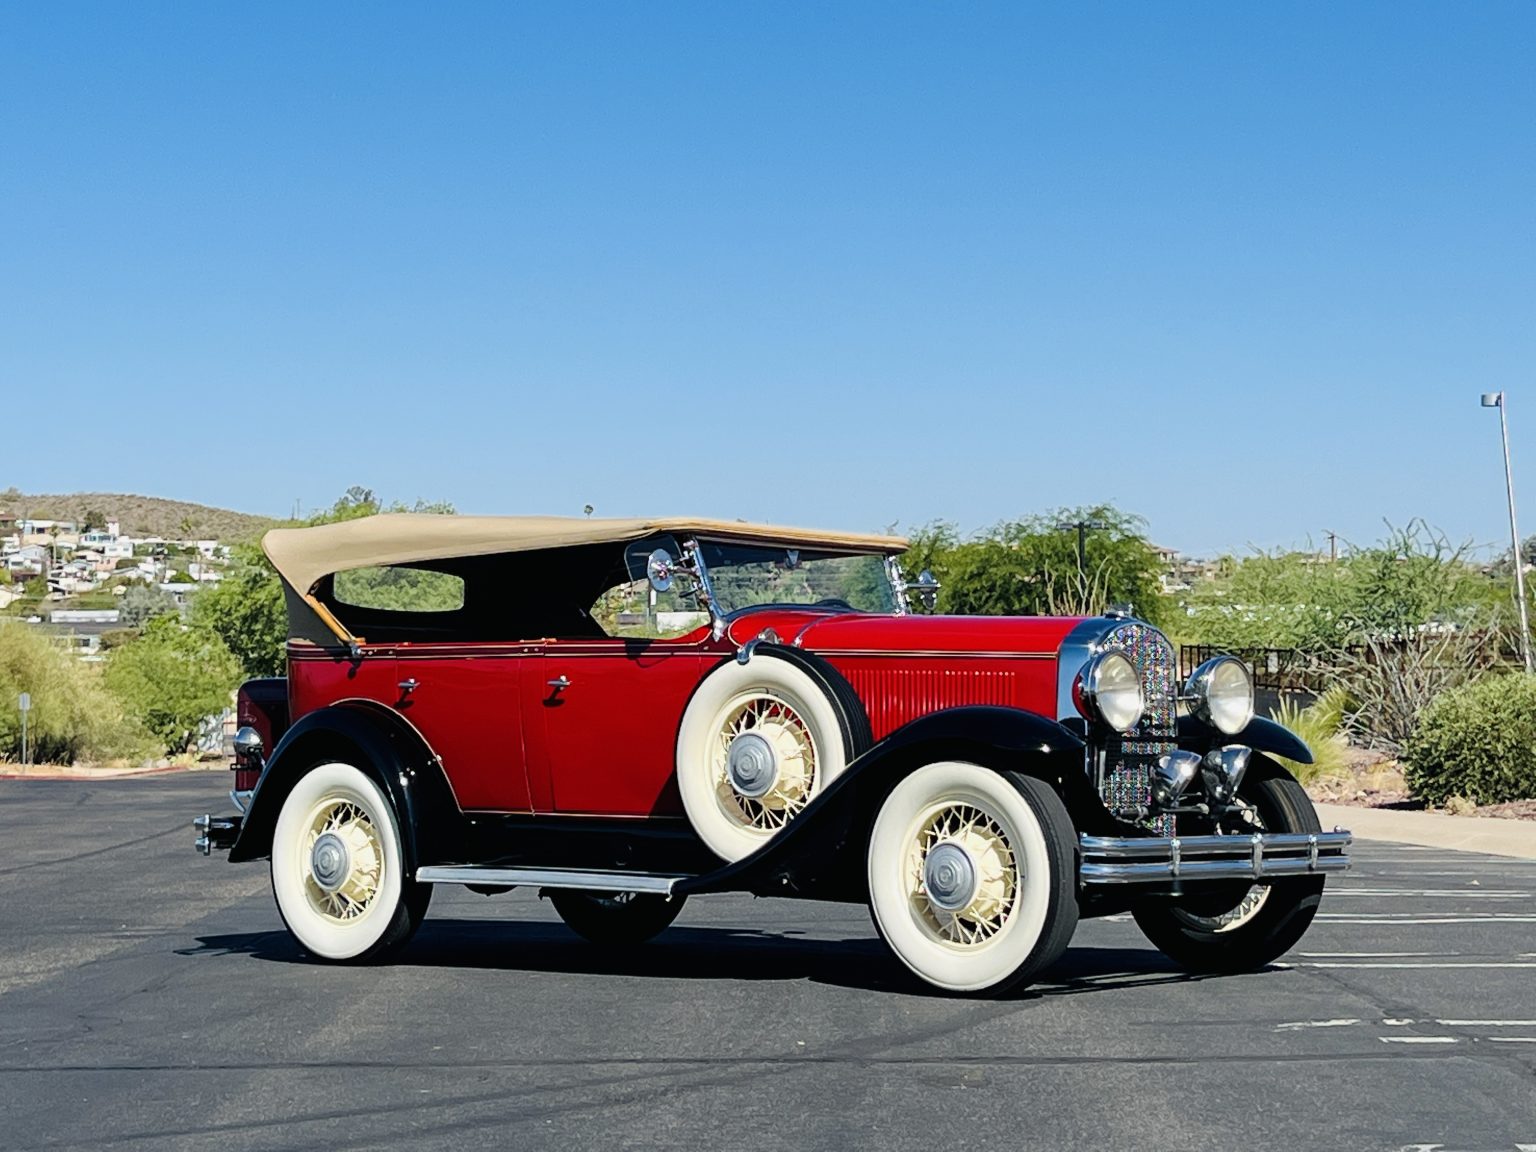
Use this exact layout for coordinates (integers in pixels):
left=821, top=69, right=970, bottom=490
left=1132, top=766, right=1325, bottom=973
left=866, top=762, right=1078, bottom=995
left=270, top=761, right=430, bottom=962
left=549, top=891, right=687, bottom=946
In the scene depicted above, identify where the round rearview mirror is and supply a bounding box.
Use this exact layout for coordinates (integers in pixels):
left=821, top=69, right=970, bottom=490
left=646, top=549, right=675, bottom=593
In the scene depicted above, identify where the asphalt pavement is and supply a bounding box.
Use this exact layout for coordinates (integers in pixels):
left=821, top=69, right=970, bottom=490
left=2, top=774, right=1534, bottom=1152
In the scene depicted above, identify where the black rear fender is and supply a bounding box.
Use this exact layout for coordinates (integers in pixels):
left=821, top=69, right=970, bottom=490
left=228, top=699, right=465, bottom=868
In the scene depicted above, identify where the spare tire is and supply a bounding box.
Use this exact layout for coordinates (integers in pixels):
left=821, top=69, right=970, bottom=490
left=676, top=647, right=868, bottom=862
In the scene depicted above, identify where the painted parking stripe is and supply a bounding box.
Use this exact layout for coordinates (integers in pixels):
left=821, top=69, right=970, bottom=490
left=1324, top=889, right=1530, bottom=898
left=1302, top=962, right=1536, bottom=969
left=1275, top=1019, right=1361, bottom=1030
left=1380, top=1036, right=1459, bottom=1044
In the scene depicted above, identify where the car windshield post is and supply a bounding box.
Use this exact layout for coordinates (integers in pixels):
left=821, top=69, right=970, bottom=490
left=885, top=556, right=911, bottom=615
left=679, top=538, right=728, bottom=639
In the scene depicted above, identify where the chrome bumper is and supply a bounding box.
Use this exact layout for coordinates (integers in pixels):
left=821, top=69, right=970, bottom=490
left=1079, top=830, right=1352, bottom=886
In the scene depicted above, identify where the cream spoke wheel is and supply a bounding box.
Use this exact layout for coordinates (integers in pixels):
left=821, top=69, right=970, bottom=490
left=271, top=761, right=427, bottom=963
left=1170, top=802, right=1271, bottom=933
left=907, top=803, right=1019, bottom=948
left=677, top=649, right=862, bottom=862
left=711, top=692, right=820, bottom=834
left=867, top=762, right=1077, bottom=995
left=300, top=798, right=386, bottom=923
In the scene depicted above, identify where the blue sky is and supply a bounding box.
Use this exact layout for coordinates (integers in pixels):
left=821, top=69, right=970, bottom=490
left=2, top=2, right=1533, bottom=556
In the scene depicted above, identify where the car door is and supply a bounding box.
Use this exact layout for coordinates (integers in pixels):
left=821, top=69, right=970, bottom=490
left=526, top=638, right=708, bottom=817
left=393, top=642, right=535, bottom=812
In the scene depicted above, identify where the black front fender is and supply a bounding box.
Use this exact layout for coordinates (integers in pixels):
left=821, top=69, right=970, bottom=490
left=228, top=699, right=466, bottom=867
left=1177, top=714, right=1313, bottom=765
left=680, top=705, right=1119, bottom=900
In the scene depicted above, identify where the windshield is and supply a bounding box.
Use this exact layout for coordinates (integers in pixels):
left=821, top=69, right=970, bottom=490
left=695, top=541, right=898, bottom=616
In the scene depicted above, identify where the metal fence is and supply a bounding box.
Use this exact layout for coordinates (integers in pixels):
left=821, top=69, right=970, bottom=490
left=1178, top=645, right=1339, bottom=695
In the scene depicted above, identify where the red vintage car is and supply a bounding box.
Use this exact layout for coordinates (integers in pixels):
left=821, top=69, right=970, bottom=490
left=195, top=514, right=1350, bottom=995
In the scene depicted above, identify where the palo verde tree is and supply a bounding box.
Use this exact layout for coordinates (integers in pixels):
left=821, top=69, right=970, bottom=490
left=901, top=506, right=1170, bottom=625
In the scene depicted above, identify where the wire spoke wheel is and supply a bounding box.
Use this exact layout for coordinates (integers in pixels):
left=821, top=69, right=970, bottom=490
left=906, top=802, right=1018, bottom=948
left=1170, top=801, right=1271, bottom=933
left=867, top=762, right=1077, bottom=995
left=677, top=649, right=863, bottom=862
left=271, top=761, right=428, bottom=963
left=299, top=797, right=385, bottom=923
left=711, top=691, right=820, bottom=833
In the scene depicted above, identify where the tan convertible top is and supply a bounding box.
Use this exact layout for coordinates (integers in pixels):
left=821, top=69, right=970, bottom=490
left=263, top=513, right=908, bottom=597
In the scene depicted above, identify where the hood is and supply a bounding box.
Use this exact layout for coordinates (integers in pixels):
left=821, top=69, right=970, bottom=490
left=790, top=613, right=1089, bottom=657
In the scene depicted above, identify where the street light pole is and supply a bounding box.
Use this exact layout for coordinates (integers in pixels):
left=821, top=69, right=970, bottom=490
left=1482, top=392, right=1533, bottom=673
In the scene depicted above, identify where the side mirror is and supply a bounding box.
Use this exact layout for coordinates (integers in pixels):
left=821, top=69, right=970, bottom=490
left=915, top=569, right=940, bottom=611
left=646, top=549, right=676, bottom=593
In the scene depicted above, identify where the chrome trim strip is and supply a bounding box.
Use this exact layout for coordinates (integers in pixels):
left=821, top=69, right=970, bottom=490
left=1078, top=830, right=1352, bottom=885
left=415, top=865, right=684, bottom=895
left=1081, top=857, right=1352, bottom=884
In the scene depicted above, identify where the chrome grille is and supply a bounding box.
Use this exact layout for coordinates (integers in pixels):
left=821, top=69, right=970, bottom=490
left=1098, top=622, right=1178, bottom=834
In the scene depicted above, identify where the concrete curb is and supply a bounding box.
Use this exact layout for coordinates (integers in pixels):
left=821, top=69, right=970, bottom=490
left=0, top=763, right=221, bottom=782
left=1316, top=802, right=1536, bottom=861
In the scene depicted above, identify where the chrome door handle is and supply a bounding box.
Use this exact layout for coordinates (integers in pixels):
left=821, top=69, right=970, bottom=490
left=547, top=676, right=571, bottom=691
left=398, top=679, right=420, bottom=694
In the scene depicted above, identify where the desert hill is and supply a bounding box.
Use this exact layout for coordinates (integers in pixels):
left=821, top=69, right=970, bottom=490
left=0, top=490, right=276, bottom=542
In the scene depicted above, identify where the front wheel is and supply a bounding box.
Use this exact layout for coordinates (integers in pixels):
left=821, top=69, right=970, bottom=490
left=867, top=762, right=1078, bottom=995
left=1132, top=768, right=1325, bottom=973
left=548, top=890, right=687, bottom=946
left=270, top=761, right=430, bottom=962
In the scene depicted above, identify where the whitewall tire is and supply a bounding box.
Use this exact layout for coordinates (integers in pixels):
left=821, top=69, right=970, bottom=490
left=867, top=762, right=1078, bottom=994
left=270, top=761, right=429, bottom=962
left=677, top=652, right=856, bottom=862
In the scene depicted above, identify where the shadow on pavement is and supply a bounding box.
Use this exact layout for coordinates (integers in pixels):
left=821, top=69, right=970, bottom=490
left=179, top=918, right=1235, bottom=999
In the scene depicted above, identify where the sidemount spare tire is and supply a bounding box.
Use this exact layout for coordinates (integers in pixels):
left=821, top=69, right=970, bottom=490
left=676, top=646, right=870, bottom=862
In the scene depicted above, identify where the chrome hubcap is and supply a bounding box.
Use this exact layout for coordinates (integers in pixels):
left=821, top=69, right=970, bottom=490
left=726, top=732, right=778, bottom=798
left=310, top=832, right=350, bottom=892
left=923, top=841, right=979, bottom=913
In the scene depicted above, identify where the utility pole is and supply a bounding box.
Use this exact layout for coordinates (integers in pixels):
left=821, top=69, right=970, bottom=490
left=1482, top=392, right=1533, bottom=673
left=1325, top=531, right=1338, bottom=563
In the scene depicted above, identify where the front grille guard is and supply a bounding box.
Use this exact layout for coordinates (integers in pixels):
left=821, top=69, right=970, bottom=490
left=1079, top=830, right=1352, bottom=886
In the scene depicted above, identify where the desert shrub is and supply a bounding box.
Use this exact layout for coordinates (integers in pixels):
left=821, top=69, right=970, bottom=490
left=0, top=623, right=151, bottom=763
left=103, top=616, right=242, bottom=754
left=1272, top=686, right=1350, bottom=784
left=1325, top=625, right=1506, bottom=755
left=1401, top=674, right=1536, bottom=805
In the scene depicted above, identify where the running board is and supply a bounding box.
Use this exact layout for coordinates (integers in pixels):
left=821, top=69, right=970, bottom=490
left=415, top=865, right=687, bottom=896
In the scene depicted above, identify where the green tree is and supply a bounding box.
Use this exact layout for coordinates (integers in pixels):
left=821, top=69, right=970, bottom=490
left=0, top=623, right=150, bottom=763
left=103, top=616, right=242, bottom=754
left=194, top=557, right=288, bottom=676
left=120, top=583, right=178, bottom=627
left=901, top=506, right=1170, bottom=624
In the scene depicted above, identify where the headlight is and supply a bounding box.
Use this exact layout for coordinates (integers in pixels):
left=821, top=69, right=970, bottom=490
left=1185, top=656, right=1254, bottom=735
left=1077, top=650, right=1145, bottom=732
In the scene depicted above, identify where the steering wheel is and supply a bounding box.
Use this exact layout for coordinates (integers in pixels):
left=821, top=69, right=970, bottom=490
left=812, top=598, right=855, bottom=611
